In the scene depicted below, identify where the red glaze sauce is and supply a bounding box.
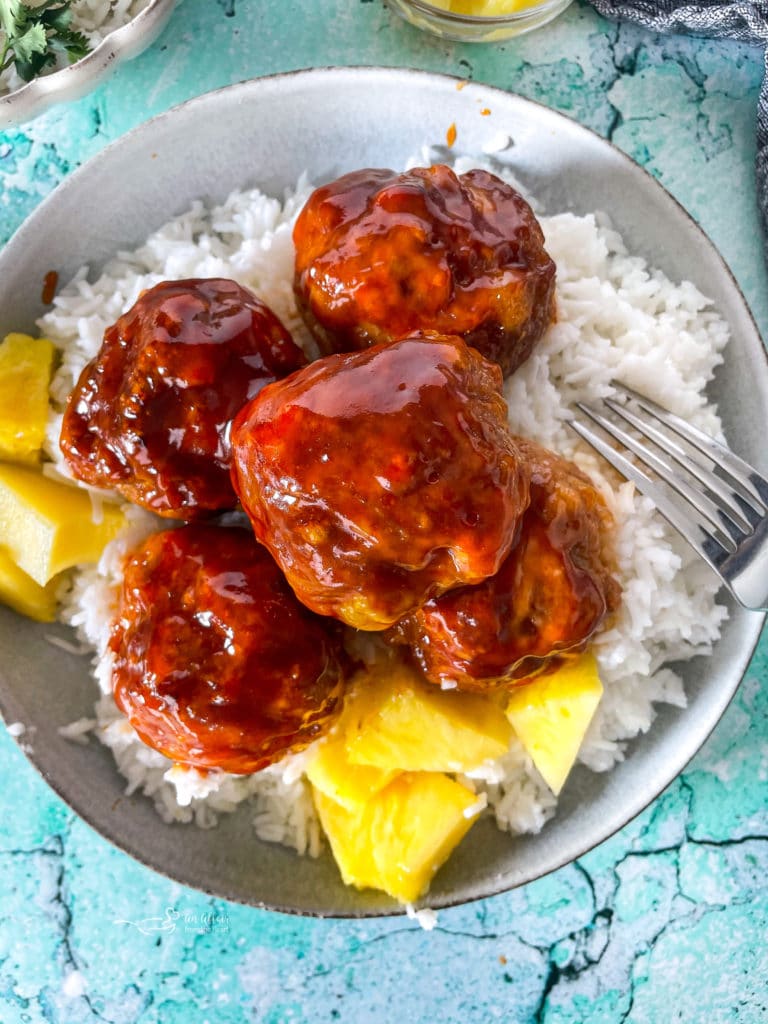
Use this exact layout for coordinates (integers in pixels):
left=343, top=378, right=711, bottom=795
left=41, top=270, right=58, bottom=305
left=293, top=165, right=556, bottom=375
left=60, top=278, right=307, bottom=519
left=390, top=439, right=622, bottom=691
left=110, top=525, right=347, bottom=773
left=230, top=333, right=530, bottom=631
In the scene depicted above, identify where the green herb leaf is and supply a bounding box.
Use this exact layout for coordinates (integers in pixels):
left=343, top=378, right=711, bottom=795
left=44, top=6, right=73, bottom=32
left=55, top=26, right=89, bottom=63
left=10, top=21, right=46, bottom=62
left=0, top=0, right=90, bottom=85
left=0, top=1, right=23, bottom=41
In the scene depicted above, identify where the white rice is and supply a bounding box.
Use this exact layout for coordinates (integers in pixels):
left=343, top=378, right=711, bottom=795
left=41, top=162, right=728, bottom=866
left=0, top=0, right=152, bottom=97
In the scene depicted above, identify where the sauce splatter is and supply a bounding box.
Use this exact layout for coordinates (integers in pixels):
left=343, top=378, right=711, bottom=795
left=41, top=270, right=58, bottom=305
left=446, top=122, right=457, bottom=148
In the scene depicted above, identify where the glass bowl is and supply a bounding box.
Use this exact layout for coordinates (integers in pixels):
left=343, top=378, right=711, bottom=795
left=387, top=0, right=573, bottom=41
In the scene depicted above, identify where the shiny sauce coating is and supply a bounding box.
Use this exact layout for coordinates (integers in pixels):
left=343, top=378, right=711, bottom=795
left=230, top=334, right=530, bottom=631
left=293, top=165, right=556, bottom=375
left=60, top=278, right=307, bottom=519
left=110, top=525, right=346, bottom=773
left=391, top=438, right=622, bottom=691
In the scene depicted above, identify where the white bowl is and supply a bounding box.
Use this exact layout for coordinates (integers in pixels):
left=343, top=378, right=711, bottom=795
left=0, top=0, right=177, bottom=128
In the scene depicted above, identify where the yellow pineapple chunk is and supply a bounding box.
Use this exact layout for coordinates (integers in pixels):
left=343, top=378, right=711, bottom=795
left=0, top=545, right=58, bottom=622
left=313, top=787, right=374, bottom=888
left=429, top=0, right=542, bottom=14
left=506, top=652, right=603, bottom=795
left=306, top=676, right=402, bottom=808
left=0, top=333, right=55, bottom=465
left=306, top=732, right=399, bottom=810
left=0, top=463, right=124, bottom=586
left=314, top=772, right=482, bottom=902
left=344, top=660, right=512, bottom=772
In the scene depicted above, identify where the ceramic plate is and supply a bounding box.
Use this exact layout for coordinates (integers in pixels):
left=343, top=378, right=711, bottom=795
left=0, top=67, right=765, bottom=916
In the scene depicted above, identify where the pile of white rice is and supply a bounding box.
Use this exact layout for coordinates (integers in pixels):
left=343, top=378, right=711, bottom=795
left=0, top=0, right=151, bottom=97
left=41, top=159, right=729, bottom=867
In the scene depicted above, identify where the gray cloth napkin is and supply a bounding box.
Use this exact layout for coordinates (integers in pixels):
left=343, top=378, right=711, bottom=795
left=588, top=1, right=768, bottom=261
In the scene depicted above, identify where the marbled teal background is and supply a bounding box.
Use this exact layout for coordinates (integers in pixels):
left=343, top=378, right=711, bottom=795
left=1, top=1, right=767, bottom=1021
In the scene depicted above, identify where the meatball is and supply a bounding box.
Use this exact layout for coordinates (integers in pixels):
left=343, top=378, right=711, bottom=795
left=110, top=525, right=347, bottom=774
left=230, top=334, right=530, bottom=631
left=60, top=278, right=307, bottom=519
left=390, top=439, right=621, bottom=691
left=293, top=164, right=556, bottom=376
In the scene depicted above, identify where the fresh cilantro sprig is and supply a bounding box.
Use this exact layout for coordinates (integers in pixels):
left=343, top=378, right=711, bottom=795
left=0, top=0, right=90, bottom=84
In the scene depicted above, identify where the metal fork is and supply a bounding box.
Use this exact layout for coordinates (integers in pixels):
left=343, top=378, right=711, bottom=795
left=567, top=382, right=768, bottom=612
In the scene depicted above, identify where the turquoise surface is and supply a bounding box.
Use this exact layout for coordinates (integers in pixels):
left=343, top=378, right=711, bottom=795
left=1, top=1, right=767, bottom=1020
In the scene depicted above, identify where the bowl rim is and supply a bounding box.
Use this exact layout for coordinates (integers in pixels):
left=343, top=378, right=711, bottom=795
left=391, top=0, right=573, bottom=25
left=0, top=0, right=177, bottom=128
left=1, top=65, right=766, bottom=917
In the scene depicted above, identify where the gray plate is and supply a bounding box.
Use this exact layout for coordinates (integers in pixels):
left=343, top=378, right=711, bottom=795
left=0, top=67, right=765, bottom=916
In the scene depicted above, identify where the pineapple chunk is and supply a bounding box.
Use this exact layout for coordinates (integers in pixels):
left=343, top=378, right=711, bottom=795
left=314, top=772, right=482, bottom=903
left=306, top=731, right=399, bottom=811
left=306, top=670, right=401, bottom=808
left=0, top=333, right=55, bottom=465
left=429, top=0, right=542, bottom=14
left=0, top=464, right=124, bottom=586
left=344, top=660, right=512, bottom=773
left=0, top=545, right=58, bottom=622
left=506, top=653, right=603, bottom=795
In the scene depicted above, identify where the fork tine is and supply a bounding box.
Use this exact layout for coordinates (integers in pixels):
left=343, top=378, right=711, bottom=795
left=612, top=382, right=768, bottom=513
left=601, top=396, right=755, bottom=536
left=567, top=415, right=735, bottom=573
left=573, top=401, right=739, bottom=552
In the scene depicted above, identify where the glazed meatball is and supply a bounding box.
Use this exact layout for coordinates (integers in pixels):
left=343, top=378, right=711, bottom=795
left=390, top=439, right=621, bottom=691
left=293, top=164, right=556, bottom=376
left=60, top=278, right=307, bottom=519
left=230, top=334, right=530, bottom=631
left=110, top=525, right=347, bottom=774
